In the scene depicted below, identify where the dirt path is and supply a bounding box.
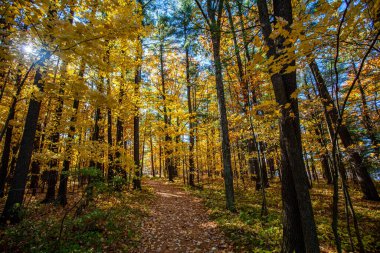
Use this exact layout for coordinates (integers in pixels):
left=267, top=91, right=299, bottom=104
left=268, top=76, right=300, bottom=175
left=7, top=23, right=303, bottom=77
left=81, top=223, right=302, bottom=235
left=136, top=180, right=234, bottom=253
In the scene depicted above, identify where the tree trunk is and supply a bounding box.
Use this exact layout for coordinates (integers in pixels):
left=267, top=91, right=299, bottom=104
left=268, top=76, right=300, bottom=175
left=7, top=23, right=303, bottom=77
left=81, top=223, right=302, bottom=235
left=257, top=0, right=320, bottom=251
left=310, top=155, right=318, bottom=182
left=90, top=107, right=102, bottom=171
left=30, top=123, right=43, bottom=196
left=43, top=63, right=68, bottom=203
left=226, top=0, right=261, bottom=190
left=159, top=41, right=174, bottom=182
left=0, top=114, right=14, bottom=197
left=185, top=24, right=195, bottom=187
left=209, top=0, right=235, bottom=211
left=1, top=63, right=49, bottom=223
left=159, top=143, right=162, bottom=178
left=316, top=123, right=333, bottom=184
left=133, top=40, right=142, bottom=190
left=259, top=142, right=269, bottom=188
left=309, top=59, right=379, bottom=200
left=115, top=74, right=125, bottom=179
left=57, top=61, right=84, bottom=206
left=0, top=66, right=22, bottom=197
left=107, top=86, right=113, bottom=180
left=150, top=132, right=155, bottom=177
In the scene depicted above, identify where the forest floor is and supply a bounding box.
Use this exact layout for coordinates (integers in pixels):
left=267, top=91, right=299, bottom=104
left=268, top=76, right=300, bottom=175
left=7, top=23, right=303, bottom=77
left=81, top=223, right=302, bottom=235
left=134, top=179, right=234, bottom=253
left=186, top=178, right=380, bottom=252
left=0, top=177, right=379, bottom=252
left=0, top=183, right=154, bottom=253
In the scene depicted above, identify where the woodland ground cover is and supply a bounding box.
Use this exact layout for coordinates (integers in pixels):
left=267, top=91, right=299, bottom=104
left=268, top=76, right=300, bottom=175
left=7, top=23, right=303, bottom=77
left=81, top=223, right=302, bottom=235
left=0, top=183, right=153, bottom=253
left=187, top=178, right=380, bottom=252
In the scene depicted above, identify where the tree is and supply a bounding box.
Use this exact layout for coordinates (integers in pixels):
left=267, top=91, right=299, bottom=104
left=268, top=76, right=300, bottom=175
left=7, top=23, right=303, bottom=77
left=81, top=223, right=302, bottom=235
left=194, top=0, right=235, bottom=211
left=256, top=0, right=320, bottom=251
left=180, top=0, right=196, bottom=186
left=2, top=55, right=50, bottom=223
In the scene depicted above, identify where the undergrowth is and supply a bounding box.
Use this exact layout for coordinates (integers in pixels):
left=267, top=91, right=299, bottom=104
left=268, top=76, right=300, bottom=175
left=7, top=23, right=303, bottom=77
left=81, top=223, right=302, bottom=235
left=186, top=179, right=380, bottom=252
left=0, top=179, right=153, bottom=253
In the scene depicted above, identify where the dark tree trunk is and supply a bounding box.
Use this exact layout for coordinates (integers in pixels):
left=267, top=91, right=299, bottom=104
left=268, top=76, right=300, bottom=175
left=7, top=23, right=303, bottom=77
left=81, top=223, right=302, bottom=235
left=57, top=61, right=84, bottom=205
left=315, top=123, right=333, bottom=184
left=159, top=143, right=162, bottom=178
left=184, top=24, right=195, bottom=187
left=114, top=73, right=125, bottom=179
left=310, top=155, right=318, bottom=181
left=159, top=41, right=174, bottom=182
left=150, top=133, right=155, bottom=177
left=30, top=123, right=43, bottom=196
left=257, top=0, right=320, bottom=251
left=0, top=67, right=22, bottom=198
left=321, top=154, right=332, bottom=183
left=140, top=133, right=146, bottom=176
left=133, top=42, right=142, bottom=190
left=56, top=100, right=77, bottom=204
left=0, top=65, right=22, bottom=147
left=1, top=63, right=49, bottom=223
left=104, top=45, right=114, bottom=182
left=226, top=0, right=261, bottom=191
left=107, top=93, right=113, bottom=180
left=43, top=64, right=67, bottom=204
left=309, top=59, right=379, bottom=200
left=43, top=170, right=58, bottom=203
left=90, top=105, right=102, bottom=171
left=174, top=118, right=180, bottom=177
left=268, top=158, right=275, bottom=178
left=0, top=117, right=14, bottom=197
left=306, top=89, right=332, bottom=184
left=259, top=142, right=269, bottom=188
left=236, top=0, right=251, bottom=63
left=209, top=0, right=235, bottom=211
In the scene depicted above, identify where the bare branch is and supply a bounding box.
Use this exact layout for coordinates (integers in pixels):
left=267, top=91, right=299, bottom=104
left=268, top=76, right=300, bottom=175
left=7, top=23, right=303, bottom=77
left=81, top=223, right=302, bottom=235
left=194, top=0, right=212, bottom=28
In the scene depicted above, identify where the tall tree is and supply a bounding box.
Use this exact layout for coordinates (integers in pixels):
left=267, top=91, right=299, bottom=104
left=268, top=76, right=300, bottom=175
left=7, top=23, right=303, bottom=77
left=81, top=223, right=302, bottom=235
left=309, top=60, right=379, bottom=200
left=1, top=54, right=50, bottom=223
left=180, top=0, right=196, bottom=187
left=257, top=0, right=320, bottom=251
left=133, top=0, right=145, bottom=190
left=56, top=60, right=85, bottom=206
left=194, top=0, right=235, bottom=211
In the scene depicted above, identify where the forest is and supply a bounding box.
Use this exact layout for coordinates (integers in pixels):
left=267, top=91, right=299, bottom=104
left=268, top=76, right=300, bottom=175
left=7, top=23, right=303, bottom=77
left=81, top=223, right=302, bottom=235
left=0, top=0, right=379, bottom=252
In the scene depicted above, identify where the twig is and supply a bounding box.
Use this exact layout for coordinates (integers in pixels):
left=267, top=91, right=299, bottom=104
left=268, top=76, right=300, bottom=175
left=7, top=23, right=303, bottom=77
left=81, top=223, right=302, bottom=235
left=58, top=192, right=85, bottom=244
left=333, top=0, right=352, bottom=116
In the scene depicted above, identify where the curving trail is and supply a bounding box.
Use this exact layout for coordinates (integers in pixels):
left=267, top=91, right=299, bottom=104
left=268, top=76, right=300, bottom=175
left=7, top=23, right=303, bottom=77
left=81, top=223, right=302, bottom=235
left=136, top=180, right=234, bottom=253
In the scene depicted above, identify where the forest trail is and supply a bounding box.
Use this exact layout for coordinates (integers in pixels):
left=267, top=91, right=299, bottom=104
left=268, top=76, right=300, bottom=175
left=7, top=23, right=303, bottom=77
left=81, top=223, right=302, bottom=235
left=136, top=180, right=234, bottom=253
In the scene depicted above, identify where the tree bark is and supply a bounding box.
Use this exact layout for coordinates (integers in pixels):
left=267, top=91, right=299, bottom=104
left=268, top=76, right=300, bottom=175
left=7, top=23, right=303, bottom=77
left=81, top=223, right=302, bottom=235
left=257, top=0, right=320, bottom=251
left=309, top=59, right=379, bottom=200
left=57, top=61, right=84, bottom=206
left=30, top=124, right=42, bottom=196
left=159, top=41, right=175, bottom=182
left=150, top=132, right=155, bottom=177
left=226, top=0, right=263, bottom=189
left=133, top=40, right=142, bottom=190
left=0, top=66, right=23, bottom=197
left=115, top=77, right=125, bottom=178
left=42, top=63, right=68, bottom=203
left=184, top=24, right=195, bottom=187
left=1, top=61, right=49, bottom=223
left=207, top=0, right=235, bottom=211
